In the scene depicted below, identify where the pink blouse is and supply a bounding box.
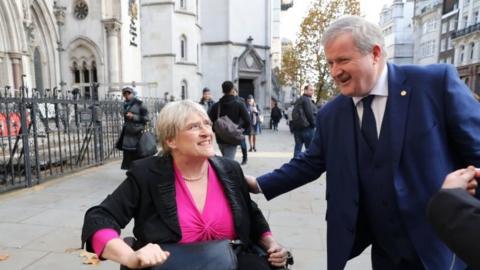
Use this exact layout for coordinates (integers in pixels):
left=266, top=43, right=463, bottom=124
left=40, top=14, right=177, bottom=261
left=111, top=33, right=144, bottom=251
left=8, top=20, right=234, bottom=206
left=174, top=162, right=237, bottom=242
left=91, top=162, right=270, bottom=256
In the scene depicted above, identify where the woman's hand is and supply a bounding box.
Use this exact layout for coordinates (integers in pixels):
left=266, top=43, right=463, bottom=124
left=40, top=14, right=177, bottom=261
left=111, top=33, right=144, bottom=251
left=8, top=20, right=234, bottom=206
left=101, top=239, right=170, bottom=269
left=260, top=236, right=289, bottom=267
left=442, top=166, right=479, bottom=195
left=124, top=243, right=170, bottom=269
left=244, top=175, right=260, bottom=194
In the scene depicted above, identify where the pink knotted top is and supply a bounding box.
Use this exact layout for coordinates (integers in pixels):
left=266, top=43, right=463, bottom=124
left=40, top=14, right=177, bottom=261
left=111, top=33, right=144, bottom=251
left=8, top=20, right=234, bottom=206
left=174, top=162, right=237, bottom=243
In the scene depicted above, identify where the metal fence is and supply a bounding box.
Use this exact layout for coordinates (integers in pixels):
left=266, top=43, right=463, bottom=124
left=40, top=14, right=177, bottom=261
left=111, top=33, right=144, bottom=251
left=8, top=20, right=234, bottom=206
left=0, top=88, right=165, bottom=193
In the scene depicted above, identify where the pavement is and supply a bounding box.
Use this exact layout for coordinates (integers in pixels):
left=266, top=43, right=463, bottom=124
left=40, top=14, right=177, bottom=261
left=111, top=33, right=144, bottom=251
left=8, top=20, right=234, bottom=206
left=0, top=122, right=371, bottom=270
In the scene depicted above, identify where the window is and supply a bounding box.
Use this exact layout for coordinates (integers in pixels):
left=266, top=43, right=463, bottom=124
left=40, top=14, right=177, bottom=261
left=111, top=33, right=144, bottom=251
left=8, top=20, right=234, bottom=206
left=449, top=18, right=457, bottom=31
left=470, top=43, right=475, bottom=60
left=71, top=60, right=98, bottom=99
left=82, top=62, right=91, bottom=99
left=460, top=45, right=465, bottom=63
left=440, top=38, right=446, bottom=52
left=430, top=40, right=436, bottom=56
left=180, top=0, right=186, bottom=9
left=475, top=11, right=479, bottom=24
left=72, top=62, right=79, bottom=83
left=463, top=15, right=469, bottom=28
left=426, top=19, right=437, bottom=33
left=421, top=40, right=436, bottom=57
left=441, top=22, right=448, bottom=34
left=181, top=80, right=188, bottom=100
left=180, top=35, right=187, bottom=60
left=447, top=37, right=452, bottom=49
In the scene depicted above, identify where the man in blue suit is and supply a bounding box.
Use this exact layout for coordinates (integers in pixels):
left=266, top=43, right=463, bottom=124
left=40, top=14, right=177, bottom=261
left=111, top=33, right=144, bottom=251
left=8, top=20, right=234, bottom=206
left=246, top=16, right=480, bottom=269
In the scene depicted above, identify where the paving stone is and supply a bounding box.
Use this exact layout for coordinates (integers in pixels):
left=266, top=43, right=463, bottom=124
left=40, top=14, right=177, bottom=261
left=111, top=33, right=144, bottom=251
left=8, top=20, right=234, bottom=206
left=0, top=206, right=45, bottom=223
left=21, top=209, right=85, bottom=229
left=23, top=228, right=82, bottom=253
left=0, top=223, right=54, bottom=249
left=22, top=252, right=118, bottom=270
left=0, top=247, right=49, bottom=270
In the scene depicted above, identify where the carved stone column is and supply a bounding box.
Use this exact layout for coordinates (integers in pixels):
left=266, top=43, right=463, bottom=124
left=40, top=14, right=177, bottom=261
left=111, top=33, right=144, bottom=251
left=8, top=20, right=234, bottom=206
left=8, top=52, right=23, bottom=91
left=103, top=19, right=122, bottom=93
left=0, top=52, right=4, bottom=86
left=54, top=2, right=67, bottom=92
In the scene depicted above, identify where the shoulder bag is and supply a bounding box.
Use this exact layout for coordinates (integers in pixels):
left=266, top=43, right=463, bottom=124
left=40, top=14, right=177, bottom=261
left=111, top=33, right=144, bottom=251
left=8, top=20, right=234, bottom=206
left=213, top=102, right=245, bottom=145
left=136, top=129, right=158, bottom=158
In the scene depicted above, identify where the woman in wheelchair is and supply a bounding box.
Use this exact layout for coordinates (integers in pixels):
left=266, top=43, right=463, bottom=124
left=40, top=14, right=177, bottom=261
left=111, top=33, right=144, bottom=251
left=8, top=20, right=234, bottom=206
left=81, top=100, right=290, bottom=269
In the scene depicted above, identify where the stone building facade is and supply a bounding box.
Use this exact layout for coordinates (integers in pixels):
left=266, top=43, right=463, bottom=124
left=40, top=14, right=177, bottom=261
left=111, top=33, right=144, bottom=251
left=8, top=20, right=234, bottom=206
left=0, top=0, right=143, bottom=99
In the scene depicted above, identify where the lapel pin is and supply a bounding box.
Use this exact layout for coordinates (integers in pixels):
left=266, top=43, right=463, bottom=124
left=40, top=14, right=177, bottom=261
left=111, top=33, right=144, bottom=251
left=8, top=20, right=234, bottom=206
left=400, top=90, right=407, bottom=96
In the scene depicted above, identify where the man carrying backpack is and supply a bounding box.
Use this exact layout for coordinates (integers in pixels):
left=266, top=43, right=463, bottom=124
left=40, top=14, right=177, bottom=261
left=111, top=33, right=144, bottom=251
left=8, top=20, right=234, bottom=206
left=209, top=81, right=251, bottom=160
left=291, top=84, right=317, bottom=157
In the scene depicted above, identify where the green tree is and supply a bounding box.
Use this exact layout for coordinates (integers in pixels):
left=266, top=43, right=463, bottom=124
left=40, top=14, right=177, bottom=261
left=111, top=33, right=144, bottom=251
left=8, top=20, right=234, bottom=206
left=296, top=0, right=360, bottom=103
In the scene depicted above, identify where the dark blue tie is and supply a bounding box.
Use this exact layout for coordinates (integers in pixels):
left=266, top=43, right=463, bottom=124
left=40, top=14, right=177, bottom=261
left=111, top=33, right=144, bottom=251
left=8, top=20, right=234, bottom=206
left=361, top=95, right=378, bottom=152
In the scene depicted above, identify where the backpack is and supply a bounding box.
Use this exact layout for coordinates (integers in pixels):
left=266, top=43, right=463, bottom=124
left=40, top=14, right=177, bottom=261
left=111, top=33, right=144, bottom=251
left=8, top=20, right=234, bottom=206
left=291, top=98, right=310, bottom=130
left=213, top=102, right=245, bottom=145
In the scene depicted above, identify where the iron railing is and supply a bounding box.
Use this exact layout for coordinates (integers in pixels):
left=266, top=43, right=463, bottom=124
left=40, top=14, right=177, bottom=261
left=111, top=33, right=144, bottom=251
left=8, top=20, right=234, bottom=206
left=0, top=87, right=165, bottom=193
left=451, top=22, right=480, bottom=39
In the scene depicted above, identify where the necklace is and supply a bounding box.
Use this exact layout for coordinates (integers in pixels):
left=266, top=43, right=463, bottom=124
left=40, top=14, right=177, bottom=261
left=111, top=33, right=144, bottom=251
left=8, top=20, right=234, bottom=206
left=182, top=165, right=207, bottom=182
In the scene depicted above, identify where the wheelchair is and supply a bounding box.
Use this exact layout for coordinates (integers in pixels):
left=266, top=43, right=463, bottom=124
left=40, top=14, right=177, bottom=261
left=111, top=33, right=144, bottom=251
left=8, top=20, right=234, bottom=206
left=119, top=237, right=294, bottom=270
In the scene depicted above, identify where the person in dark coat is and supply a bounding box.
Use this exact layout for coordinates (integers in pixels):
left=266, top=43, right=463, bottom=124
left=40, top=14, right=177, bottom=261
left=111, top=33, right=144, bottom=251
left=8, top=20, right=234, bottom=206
left=292, top=84, right=317, bottom=157
left=246, top=95, right=262, bottom=152
left=427, top=166, right=480, bottom=269
left=82, top=100, right=288, bottom=269
left=234, top=90, right=249, bottom=165
left=116, top=87, right=149, bottom=170
left=208, top=81, right=250, bottom=160
left=199, top=87, right=215, bottom=113
left=270, top=100, right=282, bottom=131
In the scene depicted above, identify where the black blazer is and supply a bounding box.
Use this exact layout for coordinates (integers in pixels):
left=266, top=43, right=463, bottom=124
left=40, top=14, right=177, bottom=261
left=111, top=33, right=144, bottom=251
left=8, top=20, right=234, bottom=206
left=82, top=154, right=270, bottom=252
left=427, top=188, right=480, bottom=269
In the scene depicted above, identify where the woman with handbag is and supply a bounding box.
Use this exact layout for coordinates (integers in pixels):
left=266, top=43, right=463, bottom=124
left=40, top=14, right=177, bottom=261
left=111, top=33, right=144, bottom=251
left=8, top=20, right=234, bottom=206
left=82, top=100, right=289, bottom=269
left=115, top=87, right=150, bottom=170
left=246, top=95, right=261, bottom=152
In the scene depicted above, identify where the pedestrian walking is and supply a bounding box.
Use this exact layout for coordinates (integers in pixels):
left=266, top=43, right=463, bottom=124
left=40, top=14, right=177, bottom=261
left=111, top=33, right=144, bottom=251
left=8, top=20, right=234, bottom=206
left=234, top=90, right=249, bottom=165
left=208, top=81, right=250, bottom=161
left=290, top=84, right=317, bottom=157
left=115, top=87, right=149, bottom=170
left=199, top=87, right=215, bottom=113
left=246, top=95, right=261, bottom=152
left=270, top=100, right=282, bottom=131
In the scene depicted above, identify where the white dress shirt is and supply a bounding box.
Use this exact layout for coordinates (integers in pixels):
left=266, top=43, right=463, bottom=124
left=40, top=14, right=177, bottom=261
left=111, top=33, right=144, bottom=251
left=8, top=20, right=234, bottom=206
left=352, top=64, right=389, bottom=138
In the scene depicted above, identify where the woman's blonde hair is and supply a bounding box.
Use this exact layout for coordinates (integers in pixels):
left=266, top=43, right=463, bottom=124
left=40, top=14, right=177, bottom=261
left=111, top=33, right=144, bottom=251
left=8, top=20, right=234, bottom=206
left=156, top=100, right=210, bottom=154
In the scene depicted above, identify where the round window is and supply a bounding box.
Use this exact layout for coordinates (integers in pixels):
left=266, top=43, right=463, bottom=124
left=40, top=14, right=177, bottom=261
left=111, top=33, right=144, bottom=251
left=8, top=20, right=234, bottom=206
left=74, top=1, right=88, bottom=20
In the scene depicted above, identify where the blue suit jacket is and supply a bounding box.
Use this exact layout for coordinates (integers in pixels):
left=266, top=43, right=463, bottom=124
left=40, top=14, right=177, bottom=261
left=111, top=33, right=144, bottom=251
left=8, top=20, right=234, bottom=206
left=258, top=63, right=480, bottom=270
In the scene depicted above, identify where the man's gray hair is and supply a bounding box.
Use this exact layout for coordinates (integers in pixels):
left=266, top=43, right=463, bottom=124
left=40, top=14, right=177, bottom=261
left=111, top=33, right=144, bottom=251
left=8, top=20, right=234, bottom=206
left=321, top=15, right=386, bottom=58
